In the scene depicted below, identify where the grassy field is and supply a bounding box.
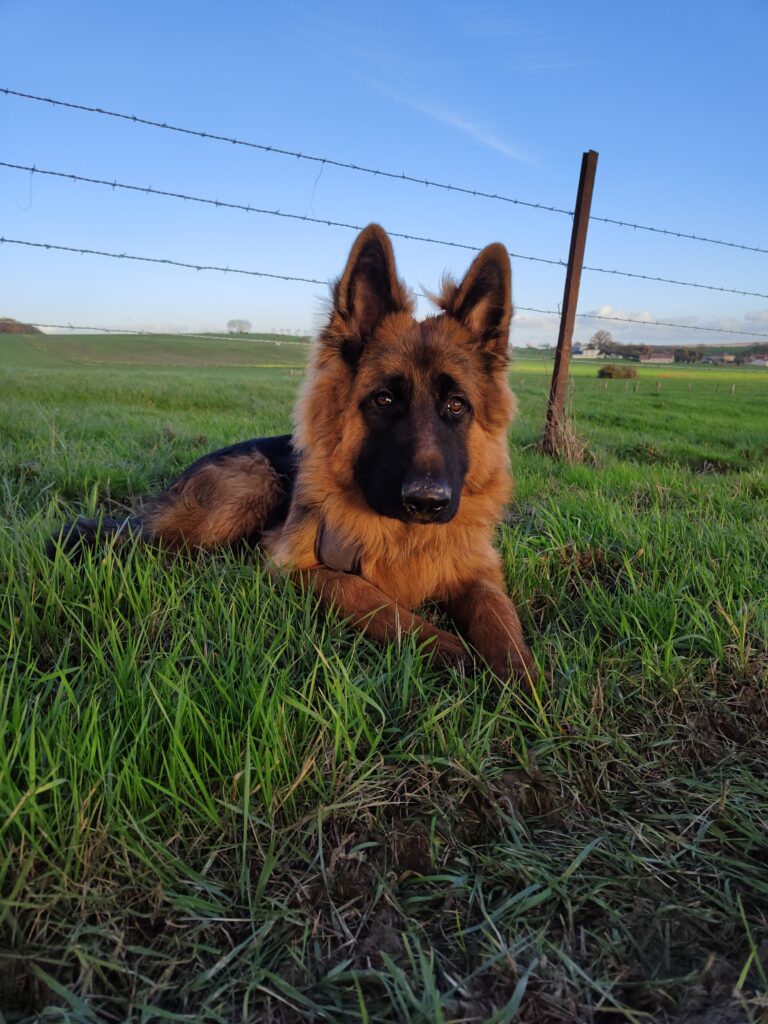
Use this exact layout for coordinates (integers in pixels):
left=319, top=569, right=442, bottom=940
left=1, top=333, right=767, bottom=1023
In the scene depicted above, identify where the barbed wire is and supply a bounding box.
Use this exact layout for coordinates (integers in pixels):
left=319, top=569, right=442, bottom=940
left=581, top=263, right=768, bottom=299
left=4, top=86, right=767, bottom=255
left=26, top=322, right=312, bottom=346
left=588, top=214, right=768, bottom=255
left=0, top=161, right=564, bottom=268
left=27, top=315, right=768, bottom=342
left=5, top=162, right=767, bottom=296
left=518, top=306, right=768, bottom=339
left=0, top=87, right=569, bottom=216
left=19, top=309, right=768, bottom=344
left=5, top=237, right=768, bottom=329
left=0, top=236, right=327, bottom=285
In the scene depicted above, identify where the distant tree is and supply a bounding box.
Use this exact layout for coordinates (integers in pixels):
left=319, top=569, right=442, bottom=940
left=226, top=319, right=251, bottom=334
left=674, top=347, right=703, bottom=364
left=590, top=329, right=616, bottom=353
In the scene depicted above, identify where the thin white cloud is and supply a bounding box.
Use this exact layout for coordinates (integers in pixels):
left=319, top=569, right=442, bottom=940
left=389, top=93, right=536, bottom=164
left=290, top=17, right=536, bottom=165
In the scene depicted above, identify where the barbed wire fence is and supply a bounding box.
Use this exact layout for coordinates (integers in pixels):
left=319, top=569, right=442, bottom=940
left=2, top=86, right=767, bottom=360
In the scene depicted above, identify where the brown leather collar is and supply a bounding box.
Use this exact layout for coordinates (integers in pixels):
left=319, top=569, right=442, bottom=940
left=315, top=519, right=362, bottom=574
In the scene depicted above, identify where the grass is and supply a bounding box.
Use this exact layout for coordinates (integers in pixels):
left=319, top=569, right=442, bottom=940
left=1, top=335, right=767, bottom=1022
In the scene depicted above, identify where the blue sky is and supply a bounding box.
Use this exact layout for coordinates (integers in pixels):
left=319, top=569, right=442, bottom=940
left=2, top=0, right=767, bottom=347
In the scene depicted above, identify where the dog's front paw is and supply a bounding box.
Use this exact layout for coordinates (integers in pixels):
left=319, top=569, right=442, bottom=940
left=486, top=643, right=540, bottom=687
left=425, top=629, right=472, bottom=671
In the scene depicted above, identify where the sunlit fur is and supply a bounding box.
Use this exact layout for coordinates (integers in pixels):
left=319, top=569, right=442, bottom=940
left=263, top=225, right=534, bottom=679
left=267, top=314, right=516, bottom=610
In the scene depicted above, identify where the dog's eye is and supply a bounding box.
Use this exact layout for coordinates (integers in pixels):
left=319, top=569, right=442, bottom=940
left=446, top=396, right=467, bottom=417
left=372, top=390, right=394, bottom=409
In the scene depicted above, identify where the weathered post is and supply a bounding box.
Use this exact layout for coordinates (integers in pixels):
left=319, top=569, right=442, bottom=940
left=541, top=150, right=599, bottom=457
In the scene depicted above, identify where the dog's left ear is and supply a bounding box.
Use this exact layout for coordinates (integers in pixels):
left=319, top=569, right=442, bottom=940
left=332, top=224, right=413, bottom=344
left=439, top=244, right=512, bottom=356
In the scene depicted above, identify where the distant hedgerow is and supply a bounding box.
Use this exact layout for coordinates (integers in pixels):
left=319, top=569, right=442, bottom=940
left=598, top=363, right=638, bottom=379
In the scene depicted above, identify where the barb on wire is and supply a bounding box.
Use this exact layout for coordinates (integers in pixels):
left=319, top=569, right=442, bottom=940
left=0, top=87, right=570, bottom=215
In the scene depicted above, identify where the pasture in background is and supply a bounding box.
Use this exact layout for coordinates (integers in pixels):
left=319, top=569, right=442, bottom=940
left=1, top=332, right=767, bottom=1021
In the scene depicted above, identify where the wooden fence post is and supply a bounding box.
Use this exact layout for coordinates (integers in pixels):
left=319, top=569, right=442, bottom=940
left=541, top=149, right=599, bottom=457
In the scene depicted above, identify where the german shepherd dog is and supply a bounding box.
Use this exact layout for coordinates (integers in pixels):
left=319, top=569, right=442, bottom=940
left=50, top=225, right=536, bottom=682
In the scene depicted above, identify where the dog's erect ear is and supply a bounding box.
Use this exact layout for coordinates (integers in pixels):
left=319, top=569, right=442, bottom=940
left=438, top=244, right=512, bottom=356
left=331, top=224, right=413, bottom=344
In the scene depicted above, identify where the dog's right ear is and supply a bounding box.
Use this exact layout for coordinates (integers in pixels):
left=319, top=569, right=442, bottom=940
left=328, top=225, right=413, bottom=359
left=436, top=243, right=512, bottom=358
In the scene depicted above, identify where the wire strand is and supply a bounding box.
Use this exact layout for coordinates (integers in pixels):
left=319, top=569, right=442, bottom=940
left=4, top=236, right=768, bottom=339
left=588, top=213, right=768, bottom=255
left=518, top=306, right=768, bottom=339
left=27, top=322, right=311, bottom=345
left=5, top=162, right=767, bottom=295
left=0, top=236, right=327, bottom=285
left=0, top=161, right=563, bottom=266
left=0, top=87, right=570, bottom=215
left=29, top=316, right=768, bottom=341
left=582, top=263, right=768, bottom=300
left=4, top=86, right=767, bottom=255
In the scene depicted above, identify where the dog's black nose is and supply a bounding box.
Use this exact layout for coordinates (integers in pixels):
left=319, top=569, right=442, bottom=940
left=401, top=479, right=452, bottom=519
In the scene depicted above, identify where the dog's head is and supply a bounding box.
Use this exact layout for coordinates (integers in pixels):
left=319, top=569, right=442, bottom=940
left=295, top=224, right=516, bottom=524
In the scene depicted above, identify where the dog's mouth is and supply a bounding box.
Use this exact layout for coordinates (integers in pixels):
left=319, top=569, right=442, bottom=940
left=397, top=506, right=457, bottom=525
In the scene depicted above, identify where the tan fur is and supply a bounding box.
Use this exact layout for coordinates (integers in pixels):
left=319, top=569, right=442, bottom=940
left=146, top=453, right=282, bottom=550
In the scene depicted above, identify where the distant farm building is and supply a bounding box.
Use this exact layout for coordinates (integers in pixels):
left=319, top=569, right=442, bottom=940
left=572, top=343, right=606, bottom=359
left=700, top=352, right=735, bottom=365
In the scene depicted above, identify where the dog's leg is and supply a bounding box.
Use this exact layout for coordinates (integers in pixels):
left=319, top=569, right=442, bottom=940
left=140, top=452, right=284, bottom=550
left=444, top=583, right=536, bottom=684
left=48, top=449, right=287, bottom=558
left=293, top=566, right=470, bottom=669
